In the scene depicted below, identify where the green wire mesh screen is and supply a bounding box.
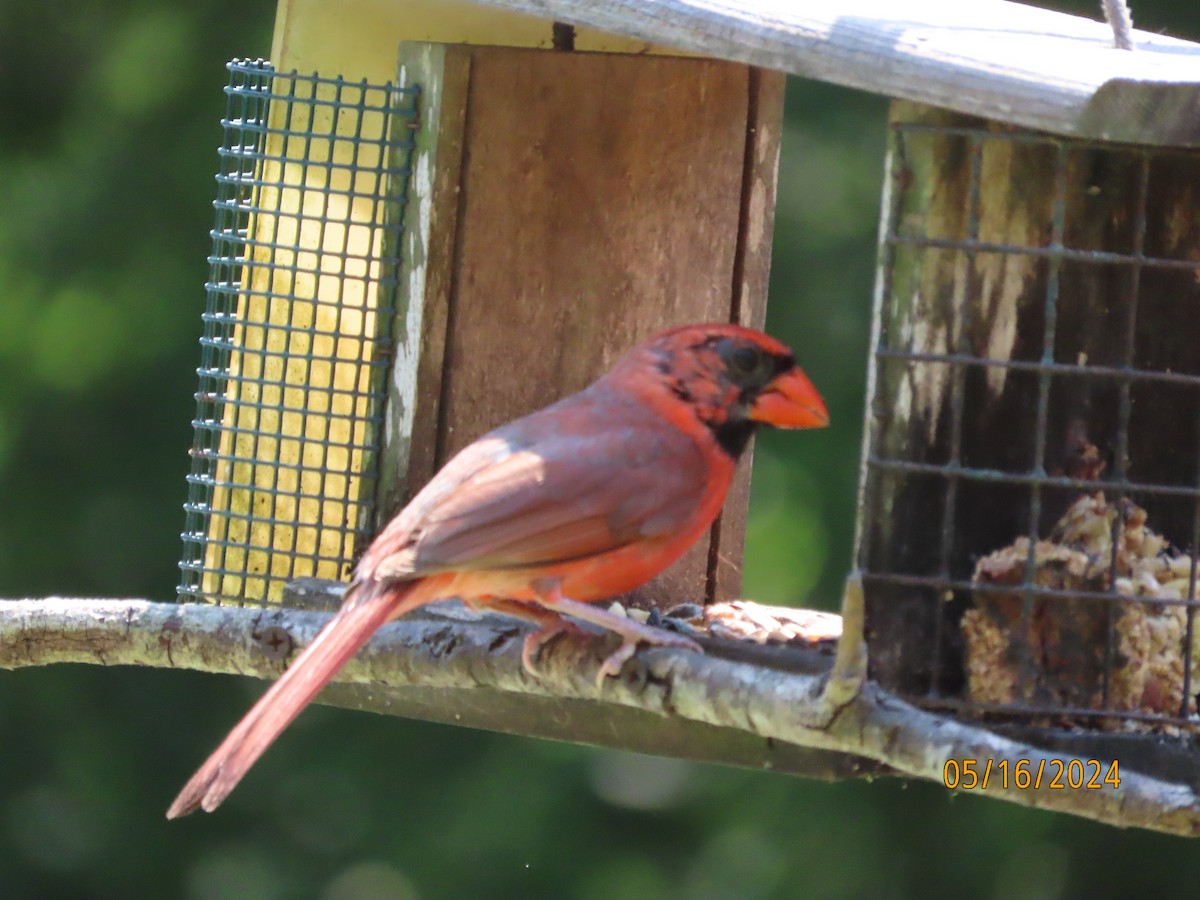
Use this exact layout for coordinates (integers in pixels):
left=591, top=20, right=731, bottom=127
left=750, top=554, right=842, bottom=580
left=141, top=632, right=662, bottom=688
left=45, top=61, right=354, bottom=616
left=179, top=59, right=420, bottom=606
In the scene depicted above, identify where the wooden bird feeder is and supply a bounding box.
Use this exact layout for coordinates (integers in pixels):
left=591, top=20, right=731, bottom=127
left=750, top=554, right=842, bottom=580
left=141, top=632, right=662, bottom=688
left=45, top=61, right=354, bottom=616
left=181, top=0, right=789, bottom=613
left=177, top=0, right=1200, bottom=795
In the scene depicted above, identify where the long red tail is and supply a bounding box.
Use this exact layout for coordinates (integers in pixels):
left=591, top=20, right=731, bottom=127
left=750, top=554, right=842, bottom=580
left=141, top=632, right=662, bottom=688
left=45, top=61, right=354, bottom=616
left=167, top=580, right=413, bottom=818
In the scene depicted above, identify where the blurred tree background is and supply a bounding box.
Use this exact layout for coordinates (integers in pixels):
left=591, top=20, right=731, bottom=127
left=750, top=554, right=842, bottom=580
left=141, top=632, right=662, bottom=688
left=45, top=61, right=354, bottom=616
left=3, top=1, right=1200, bottom=897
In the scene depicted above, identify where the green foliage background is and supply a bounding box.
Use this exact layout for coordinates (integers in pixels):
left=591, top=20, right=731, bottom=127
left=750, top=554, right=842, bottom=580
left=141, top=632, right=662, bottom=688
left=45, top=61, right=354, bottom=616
left=3, top=2, right=1200, bottom=897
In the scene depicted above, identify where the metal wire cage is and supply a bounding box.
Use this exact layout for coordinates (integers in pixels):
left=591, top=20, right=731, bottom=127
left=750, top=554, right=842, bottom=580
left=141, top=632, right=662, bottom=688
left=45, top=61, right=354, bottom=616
left=179, top=60, right=420, bottom=607
left=859, top=104, right=1200, bottom=735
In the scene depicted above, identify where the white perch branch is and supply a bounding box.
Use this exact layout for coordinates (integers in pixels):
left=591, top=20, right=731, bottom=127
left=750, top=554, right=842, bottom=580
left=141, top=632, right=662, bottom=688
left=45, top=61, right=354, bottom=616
left=1, top=582, right=1197, bottom=835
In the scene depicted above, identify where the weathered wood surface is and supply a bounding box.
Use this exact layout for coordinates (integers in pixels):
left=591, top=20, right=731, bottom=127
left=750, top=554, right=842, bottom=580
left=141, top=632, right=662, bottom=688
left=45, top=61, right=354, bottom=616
left=714, top=66, right=784, bottom=603
left=386, top=44, right=782, bottom=608
left=859, top=100, right=1200, bottom=697
left=464, top=0, right=1200, bottom=147
left=375, top=44, right=471, bottom=525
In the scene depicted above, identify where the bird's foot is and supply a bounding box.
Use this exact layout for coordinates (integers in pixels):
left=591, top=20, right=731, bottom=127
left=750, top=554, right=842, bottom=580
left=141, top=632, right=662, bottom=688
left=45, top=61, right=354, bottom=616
left=479, top=588, right=704, bottom=684
left=468, top=596, right=585, bottom=675
left=592, top=616, right=702, bottom=685
left=519, top=617, right=589, bottom=674
left=529, top=582, right=703, bottom=686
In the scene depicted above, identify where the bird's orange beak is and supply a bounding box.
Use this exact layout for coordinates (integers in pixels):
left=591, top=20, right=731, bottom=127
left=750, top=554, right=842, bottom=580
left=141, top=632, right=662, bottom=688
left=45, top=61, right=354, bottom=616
left=749, top=367, right=829, bottom=429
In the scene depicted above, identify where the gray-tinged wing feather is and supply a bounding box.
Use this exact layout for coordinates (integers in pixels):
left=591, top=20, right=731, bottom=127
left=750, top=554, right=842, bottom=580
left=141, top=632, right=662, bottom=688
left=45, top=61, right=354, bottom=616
left=368, top=397, right=707, bottom=579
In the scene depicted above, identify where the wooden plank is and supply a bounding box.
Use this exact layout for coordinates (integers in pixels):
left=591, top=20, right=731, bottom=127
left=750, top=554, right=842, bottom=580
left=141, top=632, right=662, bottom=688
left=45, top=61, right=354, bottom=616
left=464, top=0, right=1200, bottom=147
left=375, top=44, right=471, bottom=524
left=708, top=67, right=784, bottom=602
left=417, top=46, right=766, bottom=608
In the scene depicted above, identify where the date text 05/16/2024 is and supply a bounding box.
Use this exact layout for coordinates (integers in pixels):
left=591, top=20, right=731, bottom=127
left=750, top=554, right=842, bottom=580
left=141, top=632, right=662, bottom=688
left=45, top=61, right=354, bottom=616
left=943, top=758, right=1121, bottom=791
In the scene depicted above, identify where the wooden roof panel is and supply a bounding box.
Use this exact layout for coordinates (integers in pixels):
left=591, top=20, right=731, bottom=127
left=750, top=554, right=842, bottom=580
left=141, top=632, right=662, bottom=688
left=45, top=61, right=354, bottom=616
left=465, top=0, right=1200, bottom=145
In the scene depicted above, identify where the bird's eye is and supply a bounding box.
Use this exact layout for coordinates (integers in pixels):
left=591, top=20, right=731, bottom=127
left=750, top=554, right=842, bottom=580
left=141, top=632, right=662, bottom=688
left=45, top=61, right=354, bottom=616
left=717, top=339, right=772, bottom=386
left=729, top=346, right=761, bottom=374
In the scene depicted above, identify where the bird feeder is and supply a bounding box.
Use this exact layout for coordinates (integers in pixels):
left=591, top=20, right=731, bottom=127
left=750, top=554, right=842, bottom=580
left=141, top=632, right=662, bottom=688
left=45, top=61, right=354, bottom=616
left=861, top=109, right=1200, bottom=745
left=842, top=26, right=1200, bottom=762
left=179, top=0, right=785, bottom=613
left=180, top=0, right=1200, bottom=780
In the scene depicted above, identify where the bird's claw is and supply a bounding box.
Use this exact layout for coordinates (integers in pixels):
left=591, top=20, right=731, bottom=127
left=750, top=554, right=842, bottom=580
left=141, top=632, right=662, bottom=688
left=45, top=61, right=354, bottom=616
left=521, top=616, right=702, bottom=686
left=597, top=641, right=639, bottom=683
left=520, top=619, right=587, bottom=674
left=595, top=629, right=702, bottom=686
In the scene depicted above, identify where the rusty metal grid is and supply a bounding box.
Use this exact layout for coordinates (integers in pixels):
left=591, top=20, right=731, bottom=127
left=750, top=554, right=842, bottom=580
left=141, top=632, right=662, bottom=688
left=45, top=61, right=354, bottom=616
left=858, top=118, right=1200, bottom=731
left=178, top=59, right=419, bottom=607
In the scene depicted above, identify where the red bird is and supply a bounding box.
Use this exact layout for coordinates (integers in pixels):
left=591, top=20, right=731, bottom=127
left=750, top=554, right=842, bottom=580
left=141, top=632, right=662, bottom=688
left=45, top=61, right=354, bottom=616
left=167, top=323, right=827, bottom=817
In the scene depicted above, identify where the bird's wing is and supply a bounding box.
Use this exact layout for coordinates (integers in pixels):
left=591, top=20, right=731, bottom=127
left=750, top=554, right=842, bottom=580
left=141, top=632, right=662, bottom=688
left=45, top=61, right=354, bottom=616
left=369, top=404, right=710, bottom=579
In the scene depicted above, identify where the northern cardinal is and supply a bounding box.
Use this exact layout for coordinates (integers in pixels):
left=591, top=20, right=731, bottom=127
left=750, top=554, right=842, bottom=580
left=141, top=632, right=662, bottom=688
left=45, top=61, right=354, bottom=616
left=168, top=323, right=827, bottom=817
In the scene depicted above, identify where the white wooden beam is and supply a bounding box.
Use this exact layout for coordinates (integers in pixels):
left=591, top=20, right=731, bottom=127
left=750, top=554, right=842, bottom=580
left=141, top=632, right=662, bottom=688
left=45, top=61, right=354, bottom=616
left=461, top=0, right=1200, bottom=146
